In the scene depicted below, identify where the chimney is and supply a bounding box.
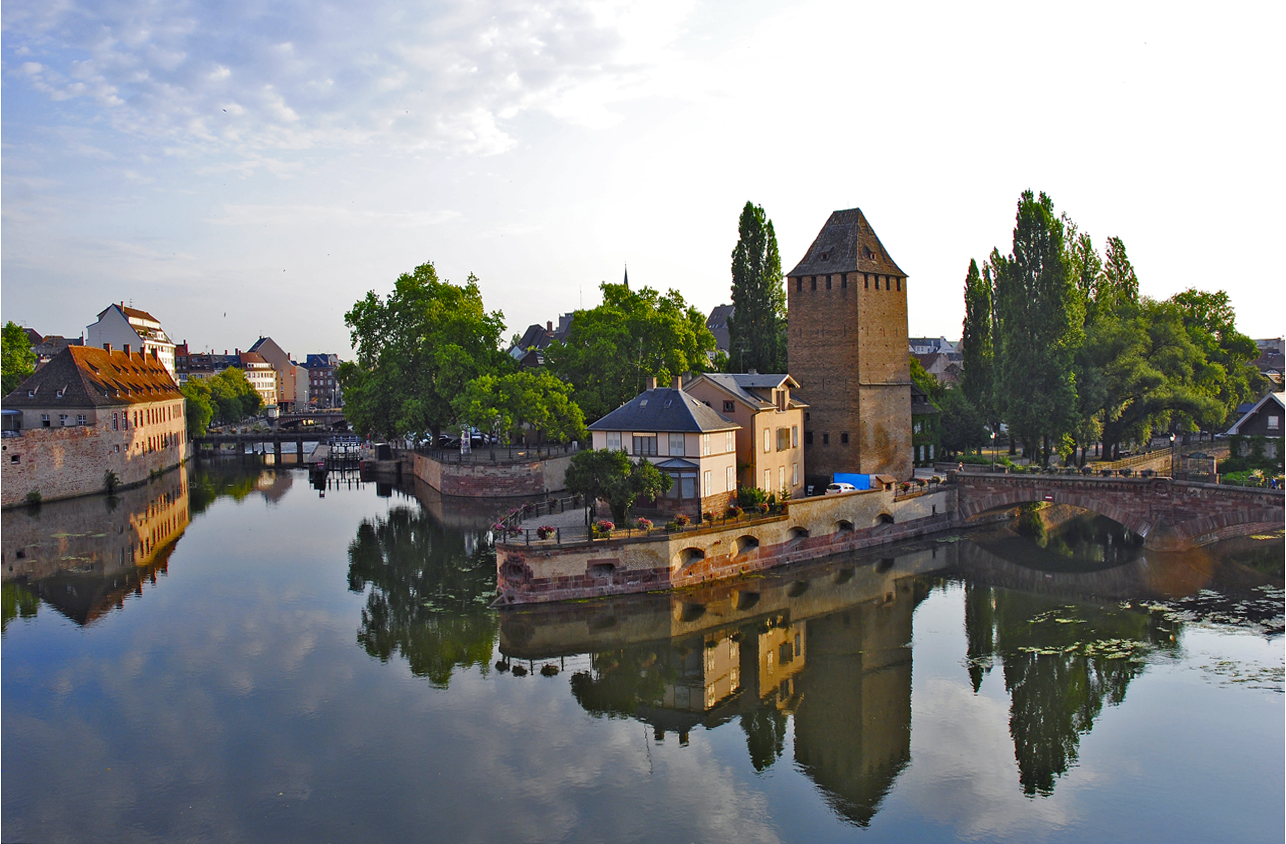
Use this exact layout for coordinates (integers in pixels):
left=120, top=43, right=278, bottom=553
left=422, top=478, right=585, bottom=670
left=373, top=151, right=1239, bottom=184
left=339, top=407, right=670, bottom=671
left=546, top=320, right=553, bottom=332
left=123, top=344, right=131, bottom=356
left=103, top=343, right=112, bottom=353
left=672, top=375, right=683, bottom=390
left=645, top=376, right=657, bottom=391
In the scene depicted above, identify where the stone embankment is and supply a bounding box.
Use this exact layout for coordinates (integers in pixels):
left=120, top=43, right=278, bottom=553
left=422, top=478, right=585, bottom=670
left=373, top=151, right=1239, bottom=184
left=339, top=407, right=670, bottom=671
left=496, top=486, right=956, bottom=605
left=411, top=450, right=574, bottom=498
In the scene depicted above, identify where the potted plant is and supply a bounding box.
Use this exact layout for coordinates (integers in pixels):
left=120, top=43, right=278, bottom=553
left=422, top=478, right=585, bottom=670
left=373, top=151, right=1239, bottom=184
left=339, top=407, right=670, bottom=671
left=634, top=517, right=653, bottom=531
left=673, top=513, right=690, bottom=527
left=537, top=525, right=556, bottom=540
left=592, top=519, right=615, bottom=538
left=726, top=505, right=743, bottom=519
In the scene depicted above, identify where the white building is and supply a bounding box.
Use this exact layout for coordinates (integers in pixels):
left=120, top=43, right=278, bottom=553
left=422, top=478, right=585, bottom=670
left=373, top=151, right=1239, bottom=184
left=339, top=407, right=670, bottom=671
left=237, top=351, right=279, bottom=409
left=86, top=304, right=178, bottom=377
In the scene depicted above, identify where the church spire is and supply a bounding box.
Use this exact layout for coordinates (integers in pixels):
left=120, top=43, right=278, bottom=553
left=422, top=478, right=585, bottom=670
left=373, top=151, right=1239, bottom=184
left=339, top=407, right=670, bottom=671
left=623, top=263, right=629, bottom=289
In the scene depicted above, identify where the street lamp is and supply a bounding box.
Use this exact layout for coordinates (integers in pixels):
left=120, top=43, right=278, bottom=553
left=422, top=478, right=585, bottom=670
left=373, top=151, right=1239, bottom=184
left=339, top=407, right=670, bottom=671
left=1169, top=432, right=1176, bottom=478
left=990, top=430, right=996, bottom=471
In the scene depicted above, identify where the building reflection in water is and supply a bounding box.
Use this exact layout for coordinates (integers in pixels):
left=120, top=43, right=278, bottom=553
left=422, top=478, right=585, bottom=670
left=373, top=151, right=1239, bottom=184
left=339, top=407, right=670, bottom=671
left=505, top=543, right=948, bottom=826
left=1, top=471, right=191, bottom=627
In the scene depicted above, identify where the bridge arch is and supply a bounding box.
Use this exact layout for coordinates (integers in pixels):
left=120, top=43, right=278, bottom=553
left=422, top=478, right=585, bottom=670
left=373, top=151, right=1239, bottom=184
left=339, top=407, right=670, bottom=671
left=955, top=474, right=1284, bottom=551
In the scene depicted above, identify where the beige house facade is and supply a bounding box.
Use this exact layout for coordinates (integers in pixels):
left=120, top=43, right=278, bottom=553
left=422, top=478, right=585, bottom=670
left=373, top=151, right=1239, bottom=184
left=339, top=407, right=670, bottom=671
left=685, top=373, right=807, bottom=499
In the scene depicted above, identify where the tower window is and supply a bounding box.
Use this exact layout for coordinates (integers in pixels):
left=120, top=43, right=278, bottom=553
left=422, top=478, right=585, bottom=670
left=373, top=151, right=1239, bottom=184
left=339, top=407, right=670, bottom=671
left=826, top=275, right=832, bottom=290
left=864, top=275, right=869, bottom=289
left=841, top=433, right=849, bottom=445
left=810, top=277, right=817, bottom=291
left=822, top=433, right=830, bottom=446
left=805, top=432, right=814, bottom=445
left=897, top=277, right=902, bottom=291
left=841, top=274, right=848, bottom=289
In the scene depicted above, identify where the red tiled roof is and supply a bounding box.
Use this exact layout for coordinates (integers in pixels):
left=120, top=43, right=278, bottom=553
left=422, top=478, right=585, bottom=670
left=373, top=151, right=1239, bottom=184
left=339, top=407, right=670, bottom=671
left=2, top=345, right=180, bottom=409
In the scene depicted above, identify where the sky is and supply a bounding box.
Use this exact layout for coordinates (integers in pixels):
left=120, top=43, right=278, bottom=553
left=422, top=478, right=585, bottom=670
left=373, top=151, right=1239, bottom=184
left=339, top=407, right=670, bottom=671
left=3, top=0, right=1283, bottom=359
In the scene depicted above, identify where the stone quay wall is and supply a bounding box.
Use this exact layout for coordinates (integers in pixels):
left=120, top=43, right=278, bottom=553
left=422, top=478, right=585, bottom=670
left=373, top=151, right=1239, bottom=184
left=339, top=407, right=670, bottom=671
left=496, top=486, right=956, bottom=604
left=411, top=451, right=573, bottom=498
left=1, top=422, right=186, bottom=508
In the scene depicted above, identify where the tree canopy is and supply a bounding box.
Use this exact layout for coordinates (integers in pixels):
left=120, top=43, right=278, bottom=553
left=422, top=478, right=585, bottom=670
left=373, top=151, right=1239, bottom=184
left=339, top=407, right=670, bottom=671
left=2, top=322, right=36, bottom=396
left=182, top=368, right=263, bottom=436
left=545, top=282, right=715, bottom=422
left=451, top=370, right=587, bottom=445
left=563, top=448, right=671, bottom=525
left=957, top=191, right=1262, bottom=464
left=339, top=262, right=507, bottom=440
left=728, top=201, right=786, bottom=373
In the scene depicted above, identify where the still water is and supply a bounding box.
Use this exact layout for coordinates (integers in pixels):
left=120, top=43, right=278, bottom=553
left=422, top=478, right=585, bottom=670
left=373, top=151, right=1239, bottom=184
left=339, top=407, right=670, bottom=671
left=3, top=465, right=1282, bottom=843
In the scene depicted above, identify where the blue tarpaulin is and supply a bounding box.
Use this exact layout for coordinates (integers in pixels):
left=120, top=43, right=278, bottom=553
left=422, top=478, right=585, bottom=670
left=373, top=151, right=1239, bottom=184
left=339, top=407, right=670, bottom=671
left=833, top=472, right=871, bottom=490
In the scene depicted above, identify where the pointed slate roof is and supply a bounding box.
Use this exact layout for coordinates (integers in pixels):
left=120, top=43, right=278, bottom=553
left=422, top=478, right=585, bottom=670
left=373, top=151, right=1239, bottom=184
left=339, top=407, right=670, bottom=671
left=3, top=345, right=180, bottom=409
left=1226, top=392, right=1285, bottom=435
left=786, top=208, right=906, bottom=279
left=588, top=387, right=739, bottom=434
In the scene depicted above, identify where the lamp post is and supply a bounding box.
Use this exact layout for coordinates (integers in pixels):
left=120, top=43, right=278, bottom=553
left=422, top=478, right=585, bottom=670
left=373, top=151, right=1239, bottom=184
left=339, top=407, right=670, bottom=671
left=1169, top=432, right=1176, bottom=478
left=990, top=430, right=996, bottom=471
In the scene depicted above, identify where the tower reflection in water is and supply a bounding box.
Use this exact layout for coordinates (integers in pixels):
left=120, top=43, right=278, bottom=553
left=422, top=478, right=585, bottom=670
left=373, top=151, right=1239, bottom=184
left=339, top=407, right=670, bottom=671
left=501, top=545, right=944, bottom=826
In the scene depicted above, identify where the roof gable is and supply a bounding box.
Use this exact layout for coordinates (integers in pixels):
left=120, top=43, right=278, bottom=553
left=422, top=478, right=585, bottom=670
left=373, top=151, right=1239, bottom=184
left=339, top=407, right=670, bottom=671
left=1226, top=392, right=1285, bottom=435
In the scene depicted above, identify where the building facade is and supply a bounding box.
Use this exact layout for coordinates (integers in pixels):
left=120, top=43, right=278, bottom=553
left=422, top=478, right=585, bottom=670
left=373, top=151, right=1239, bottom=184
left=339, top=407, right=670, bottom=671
left=587, top=377, right=740, bottom=519
left=786, top=208, right=912, bottom=489
left=685, top=372, right=806, bottom=498
left=1, top=346, right=187, bottom=507
left=236, top=352, right=278, bottom=409
left=248, top=337, right=306, bottom=411
left=86, top=304, right=177, bottom=377
left=303, top=354, right=342, bottom=407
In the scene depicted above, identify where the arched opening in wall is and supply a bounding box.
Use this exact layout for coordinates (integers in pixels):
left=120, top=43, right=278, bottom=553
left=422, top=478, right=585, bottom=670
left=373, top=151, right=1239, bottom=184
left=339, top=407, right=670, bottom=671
left=834, top=519, right=854, bottom=537
left=788, top=527, right=810, bottom=545
left=734, top=535, right=760, bottom=557
left=589, top=561, right=616, bottom=579
left=735, top=590, right=760, bottom=611
left=503, top=562, right=528, bottom=582
left=833, top=567, right=855, bottom=584
left=875, top=557, right=895, bottom=573
left=787, top=580, right=810, bottom=598
left=676, top=547, right=706, bottom=568
left=876, top=513, right=895, bottom=526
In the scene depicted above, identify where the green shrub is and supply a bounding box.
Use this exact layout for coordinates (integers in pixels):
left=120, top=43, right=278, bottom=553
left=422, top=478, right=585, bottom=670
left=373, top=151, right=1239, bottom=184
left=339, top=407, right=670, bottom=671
left=736, top=486, right=768, bottom=509
left=24, top=489, right=41, bottom=507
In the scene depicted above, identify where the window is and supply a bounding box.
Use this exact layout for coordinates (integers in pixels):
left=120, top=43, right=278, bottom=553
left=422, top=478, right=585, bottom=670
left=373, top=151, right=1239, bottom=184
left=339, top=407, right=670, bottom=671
left=10, top=455, right=19, bottom=464
left=113, top=412, right=119, bottom=431
left=825, top=275, right=832, bottom=290
left=1269, top=415, right=1281, bottom=430
left=606, top=432, right=622, bottom=450
left=914, top=421, right=922, bottom=434
left=764, top=469, right=771, bottom=490
left=669, top=433, right=685, bottom=455
left=725, top=431, right=734, bottom=452
left=77, top=415, right=87, bottom=426
left=703, top=433, right=712, bottom=456
left=841, top=432, right=849, bottom=445
left=791, top=425, right=798, bottom=448
left=796, top=277, right=802, bottom=292
left=805, top=431, right=813, bottom=445
left=633, top=435, right=658, bottom=456
left=703, top=470, right=711, bottom=497
left=930, top=444, right=935, bottom=460
left=776, top=428, right=790, bottom=451
left=810, top=277, right=817, bottom=291
left=41, top=414, right=50, bottom=428
left=822, top=433, right=829, bottom=446
left=726, top=466, right=735, bottom=492
left=723, top=400, right=735, bottom=413
left=778, top=466, right=785, bottom=489
left=864, top=275, right=869, bottom=289
left=59, top=414, right=69, bottom=426
left=897, top=277, right=902, bottom=291
left=763, top=429, right=771, bottom=453
left=792, top=463, right=799, bottom=486
left=841, top=274, right=848, bottom=289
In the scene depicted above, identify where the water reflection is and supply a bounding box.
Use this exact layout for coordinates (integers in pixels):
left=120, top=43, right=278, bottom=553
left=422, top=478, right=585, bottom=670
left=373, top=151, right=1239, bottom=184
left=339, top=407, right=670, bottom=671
left=1, top=471, right=190, bottom=628
left=503, top=545, right=946, bottom=826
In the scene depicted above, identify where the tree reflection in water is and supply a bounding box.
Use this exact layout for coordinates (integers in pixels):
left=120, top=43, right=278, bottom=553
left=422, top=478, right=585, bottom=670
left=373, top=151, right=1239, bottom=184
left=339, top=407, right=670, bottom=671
left=347, top=506, right=498, bottom=687
left=965, top=585, right=1181, bottom=796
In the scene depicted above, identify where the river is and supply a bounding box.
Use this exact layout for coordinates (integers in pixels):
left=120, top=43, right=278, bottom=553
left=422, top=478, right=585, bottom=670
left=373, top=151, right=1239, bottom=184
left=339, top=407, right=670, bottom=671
left=2, top=463, right=1282, bottom=843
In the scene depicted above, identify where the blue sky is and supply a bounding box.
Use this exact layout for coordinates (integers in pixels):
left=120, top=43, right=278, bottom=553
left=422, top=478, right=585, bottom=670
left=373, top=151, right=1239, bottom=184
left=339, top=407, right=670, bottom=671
left=3, top=0, right=1282, bottom=357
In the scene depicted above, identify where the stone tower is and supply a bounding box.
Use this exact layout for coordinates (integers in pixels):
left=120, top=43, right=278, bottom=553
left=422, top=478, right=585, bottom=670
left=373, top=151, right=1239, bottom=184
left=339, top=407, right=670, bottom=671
left=786, top=208, right=911, bottom=489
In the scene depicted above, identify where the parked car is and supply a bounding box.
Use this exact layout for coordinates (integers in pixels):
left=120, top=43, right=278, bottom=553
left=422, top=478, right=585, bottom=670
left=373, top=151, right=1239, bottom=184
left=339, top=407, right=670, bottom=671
left=825, top=482, right=857, bottom=495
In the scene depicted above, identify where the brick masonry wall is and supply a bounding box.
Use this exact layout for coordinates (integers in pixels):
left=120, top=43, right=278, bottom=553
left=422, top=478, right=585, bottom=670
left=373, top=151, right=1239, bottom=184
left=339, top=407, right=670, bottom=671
left=411, top=452, right=573, bottom=498
left=497, top=487, right=956, bottom=604
left=788, top=270, right=912, bottom=491
left=1, top=398, right=186, bottom=508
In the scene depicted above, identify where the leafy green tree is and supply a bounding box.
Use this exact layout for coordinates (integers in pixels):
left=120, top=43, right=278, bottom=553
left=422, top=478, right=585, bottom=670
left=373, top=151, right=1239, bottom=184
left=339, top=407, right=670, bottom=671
left=563, top=448, right=672, bottom=525
left=2, top=322, right=36, bottom=396
left=341, top=262, right=507, bottom=440
left=937, top=388, right=990, bottom=456
left=728, top=201, right=787, bottom=373
left=993, top=191, right=1082, bottom=464
left=546, top=283, right=715, bottom=421
left=206, top=367, right=263, bottom=424
left=181, top=380, right=215, bottom=438
left=1169, top=288, right=1264, bottom=428
left=451, top=370, right=587, bottom=444
left=959, top=259, right=995, bottom=423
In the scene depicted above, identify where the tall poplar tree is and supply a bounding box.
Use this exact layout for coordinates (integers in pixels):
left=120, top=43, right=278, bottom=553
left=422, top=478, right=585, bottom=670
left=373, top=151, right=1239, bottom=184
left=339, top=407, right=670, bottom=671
left=727, top=201, right=786, bottom=373
left=993, top=191, right=1081, bottom=464
left=960, top=259, right=995, bottom=423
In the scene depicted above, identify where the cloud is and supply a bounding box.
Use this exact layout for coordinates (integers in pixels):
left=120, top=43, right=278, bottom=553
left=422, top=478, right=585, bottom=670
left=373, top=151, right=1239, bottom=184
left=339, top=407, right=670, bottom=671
left=3, top=0, right=698, bottom=161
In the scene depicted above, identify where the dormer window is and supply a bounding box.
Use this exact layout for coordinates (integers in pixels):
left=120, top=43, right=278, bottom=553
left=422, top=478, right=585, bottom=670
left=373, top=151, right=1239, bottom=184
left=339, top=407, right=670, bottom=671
left=56, top=387, right=66, bottom=399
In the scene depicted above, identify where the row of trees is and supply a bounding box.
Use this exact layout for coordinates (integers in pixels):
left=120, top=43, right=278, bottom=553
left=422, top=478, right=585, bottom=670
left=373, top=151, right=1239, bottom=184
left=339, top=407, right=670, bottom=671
left=181, top=368, right=264, bottom=438
left=956, top=190, right=1263, bottom=464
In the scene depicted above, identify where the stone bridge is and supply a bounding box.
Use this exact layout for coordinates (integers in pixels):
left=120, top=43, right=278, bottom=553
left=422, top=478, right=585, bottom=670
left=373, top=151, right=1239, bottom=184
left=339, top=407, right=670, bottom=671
left=954, top=473, right=1283, bottom=551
